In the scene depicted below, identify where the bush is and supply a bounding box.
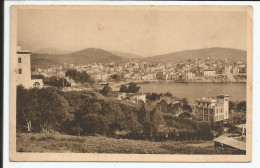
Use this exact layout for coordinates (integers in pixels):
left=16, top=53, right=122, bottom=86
left=38, top=136, right=56, bottom=141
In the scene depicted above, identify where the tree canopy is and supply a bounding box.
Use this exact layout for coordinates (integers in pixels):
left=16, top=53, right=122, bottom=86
left=65, top=69, right=94, bottom=84
left=119, top=83, right=140, bottom=93
left=44, top=76, right=71, bottom=88
left=16, top=86, right=72, bottom=134
left=100, top=83, right=112, bottom=96
left=17, top=86, right=214, bottom=141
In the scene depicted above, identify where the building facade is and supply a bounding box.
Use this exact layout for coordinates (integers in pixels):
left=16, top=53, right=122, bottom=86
left=16, top=46, right=43, bottom=88
left=204, top=69, right=216, bottom=77
left=195, top=95, right=230, bottom=123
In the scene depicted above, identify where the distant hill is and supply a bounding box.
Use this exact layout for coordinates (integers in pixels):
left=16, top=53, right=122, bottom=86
left=110, top=51, right=143, bottom=59
left=31, top=48, right=124, bottom=66
left=33, top=47, right=72, bottom=55
left=31, top=47, right=247, bottom=66
left=141, top=48, right=247, bottom=64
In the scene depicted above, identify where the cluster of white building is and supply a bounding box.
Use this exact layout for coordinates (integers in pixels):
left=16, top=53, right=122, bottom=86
left=31, top=55, right=247, bottom=84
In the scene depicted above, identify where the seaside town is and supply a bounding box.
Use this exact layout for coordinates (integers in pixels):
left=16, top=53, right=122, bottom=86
left=31, top=55, right=247, bottom=84
left=16, top=45, right=247, bottom=154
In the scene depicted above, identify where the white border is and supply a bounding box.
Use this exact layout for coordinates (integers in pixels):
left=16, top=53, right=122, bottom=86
left=4, top=1, right=260, bottom=168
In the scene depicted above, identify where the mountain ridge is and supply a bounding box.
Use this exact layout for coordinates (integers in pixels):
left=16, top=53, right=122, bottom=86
left=31, top=47, right=247, bottom=66
left=141, top=47, right=246, bottom=64
left=31, top=48, right=124, bottom=66
left=33, top=47, right=73, bottom=55
left=110, top=51, right=143, bottom=59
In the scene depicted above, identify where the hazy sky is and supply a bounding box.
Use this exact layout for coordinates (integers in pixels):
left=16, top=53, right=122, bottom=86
left=17, top=7, right=247, bottom=56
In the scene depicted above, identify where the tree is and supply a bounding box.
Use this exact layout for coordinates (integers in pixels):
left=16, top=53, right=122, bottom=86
left=110, top=74, right=122, bottom=82
left=119, top=85, right=128, bottom=92
left=43, top=76, right=71, bottom=88
left=146, top=93, right=161, bottom=101
left=100, top=83, right=112, bottom=96
left=98, top=115, right=109, bottom=136
left=16, top=86, right=72, bottom=134
left=164, top=92, right=173, bottom=98
left=143, top=120, right=153, bottom=140
left=183, top=104, right=192, bottom=113
left=237, top=101, right=246, bottom=112
left=65, top=69, right=94, bottom=85
left=119, top=83, right=140, bottom=93
left=127, top=82, right=140, bottom=93
left=93, top=102, right=102, bottom=114
left=138, top=103, right=148, bottom=124
left=150, top=108, right=165, bottom=126
left=169, top=102, right=182, bottom=113
left=80, top=71, right=94, bottom=84
left=128, top=119, right=143, bottom=139
left=65, top=69, right=77, bottom=79
left=81, top=114, right=100, bottom=135
left=36, top=87, right=71, bottom=134
left=179, top=112, right=191, bottom=118
left=229, top=101, right=235, bottom=114
left=181, top=98, right=189, bottom=106
left=16, top=85, right=38, bottom=132
left=31, top=74, right=45, bottom=79
left=198, top=122, right=214, bottom=141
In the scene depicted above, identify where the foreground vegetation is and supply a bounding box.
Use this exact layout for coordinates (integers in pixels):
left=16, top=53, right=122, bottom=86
left=16, top=133, right=245, bottom=154
left=16, top=71, right=247, bottom=154
left=17, top=85, right=215, bottom=141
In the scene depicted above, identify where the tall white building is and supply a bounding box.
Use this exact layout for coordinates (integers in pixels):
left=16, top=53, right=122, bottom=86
left=216, top=95, right=230, bottom=120
left=195, top=95, right=230, bottom=123
left=16, top=46, right=43, bottom=88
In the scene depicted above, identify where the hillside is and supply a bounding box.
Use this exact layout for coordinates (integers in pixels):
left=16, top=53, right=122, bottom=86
left=31, top=48, right=124, bottom=66
left=141, top=48, right=247, bottom=64
left=33, top=47, right=72, bottom=55
left=110, top=51, right=143, bottom=59
left=31, top=47, right=247, bottom=66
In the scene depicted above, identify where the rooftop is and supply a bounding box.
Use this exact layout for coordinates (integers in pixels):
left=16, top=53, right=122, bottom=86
left=196, top=95, right=230, bottom=103
left=216, top=94, right=230, bottom=98
left=17, top=46, right=30, bottom=52
left=214, top=133, right=246, bottom=151
left=195, top=97, right=216, bottom=103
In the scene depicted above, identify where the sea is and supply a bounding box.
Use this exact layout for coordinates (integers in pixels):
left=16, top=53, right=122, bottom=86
left=139, top=82, right=246, bottom=104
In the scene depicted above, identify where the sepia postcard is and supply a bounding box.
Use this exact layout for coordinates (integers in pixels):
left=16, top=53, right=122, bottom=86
left=9, top=5, right=252, bottom=162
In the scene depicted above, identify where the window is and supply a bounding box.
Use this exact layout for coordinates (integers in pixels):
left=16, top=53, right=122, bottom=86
left=204, top=115, right=208, bottom=121
left=18, top=68, right=22, bottom=74
left=18, top=57, right=22, bottom=63
left=209, top=116, right=213, bottom=121
left=33, top=82, right=40, bottom=87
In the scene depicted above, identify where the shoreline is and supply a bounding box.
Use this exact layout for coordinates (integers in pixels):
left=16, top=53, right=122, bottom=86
left=105, top=80, right=246, bottom=86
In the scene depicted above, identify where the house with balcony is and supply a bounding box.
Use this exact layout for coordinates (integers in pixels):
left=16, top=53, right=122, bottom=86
left=195, top=95, right=230, bottom=123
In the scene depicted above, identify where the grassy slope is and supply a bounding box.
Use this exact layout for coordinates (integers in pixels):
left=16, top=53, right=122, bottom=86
left=16, top=133, right=245, bottom=154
